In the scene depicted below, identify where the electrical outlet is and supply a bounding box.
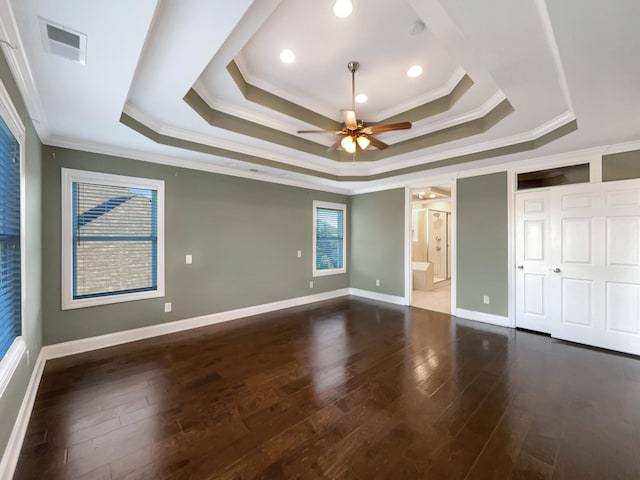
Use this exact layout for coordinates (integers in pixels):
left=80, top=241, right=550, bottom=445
left=376, top=279, right=381, bottom=287
left=26, top=350, right=30, bottom=367
left=483, top=295, right=490, bottom=305
left=164, top=302, right=172, bottom=313
left=185, top=254, right=192, bottom=264
left=309, top=280, right=314, bottom=289
left=297, top=250, right=302, bottom=258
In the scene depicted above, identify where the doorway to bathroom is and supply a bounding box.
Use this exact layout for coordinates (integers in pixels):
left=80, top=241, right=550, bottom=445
left=410, top=185, right=452, bottom=313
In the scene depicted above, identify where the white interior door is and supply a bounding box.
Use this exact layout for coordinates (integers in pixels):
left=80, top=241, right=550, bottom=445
left=549, top=181, right=640, bottom=355
left=515, top=190, right=553, bottom=333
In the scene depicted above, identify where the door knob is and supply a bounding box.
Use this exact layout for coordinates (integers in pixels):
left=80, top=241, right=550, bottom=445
left=517, top=265, right=524, bottom=269
left=552, top=267, right=561, bottom=273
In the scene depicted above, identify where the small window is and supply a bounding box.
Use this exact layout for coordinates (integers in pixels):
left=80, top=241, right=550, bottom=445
left=517, top=163, right=590, bottom=190
left=313, top=201, right=346, bottom=276
left=61, top=169, right=164, bottom=309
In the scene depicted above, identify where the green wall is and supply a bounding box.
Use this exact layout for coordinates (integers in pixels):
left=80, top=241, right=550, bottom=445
left=350, top=189, right=405, bottom=296
left=456, top=172, right=508, bottom=316
left=0, top=51, right=43, bottom=462
left=602, top=149, right=640, bottom=182
left=41, top=147, right=349, bottom=344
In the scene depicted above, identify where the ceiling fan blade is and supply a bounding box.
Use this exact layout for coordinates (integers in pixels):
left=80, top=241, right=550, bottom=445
left=297, top=129, right=343, bottom=134
left=341, top=110, right=358, bottom=130
left=327, top=137, right=343, bottom=152
left=366, top=122, right=412, bottom=134
left=367, top=135, right=389, bottom=150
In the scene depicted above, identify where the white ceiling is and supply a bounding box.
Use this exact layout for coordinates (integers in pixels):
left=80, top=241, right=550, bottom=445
left=3, top=0, right=640, bottom=194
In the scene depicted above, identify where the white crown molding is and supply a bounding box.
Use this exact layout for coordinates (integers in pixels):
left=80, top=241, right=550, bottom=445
left=124, top=102, right=340, bottom=176
left=533, top=0, right=574, bottom=113
left=367, top=67, right=468, bottom=122
left=49, top=107, right=586, bottom=197
left=192, top=78, right=331, bottom=136
left=365, top=110, right=577, bottom=177
left=0, top=0, right=49, bottom=140
left=195, top=68, right=472, bottom=138
left=386, top=90, right=507, bottom=143
left=233, top=58, right=468, bottom=124
left=0, top=349, right=46, bottom=480
left=126, top=91, right=575, bottom=181
left=455, top=308, right=510, bottom=328
left=601, top=139, right=640, bottom=156
left=45, top=135, right=352, bottom=195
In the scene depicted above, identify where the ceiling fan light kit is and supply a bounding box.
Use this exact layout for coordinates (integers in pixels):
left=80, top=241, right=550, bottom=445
left=297, top=60, right=412, bottom=155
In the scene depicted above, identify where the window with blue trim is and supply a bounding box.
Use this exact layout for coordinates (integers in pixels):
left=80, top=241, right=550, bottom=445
left=313, top=201, right=346, bottom=276
left=0, top=113, right=21, bottom=359
left=62, top=169, right=164, bottom=309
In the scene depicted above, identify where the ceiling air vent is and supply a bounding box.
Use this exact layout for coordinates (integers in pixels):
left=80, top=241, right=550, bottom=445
left=39, top=18, right=87, bottom=65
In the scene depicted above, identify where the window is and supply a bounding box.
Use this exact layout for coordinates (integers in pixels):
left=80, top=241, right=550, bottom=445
left=517, top=163, right=590, bottom=190
left=61, top=169, right=164, bottom=309
left=0, top=76, right=25, bottom=396
left=313, top=201, right=346, bottom=276
left=0, top=104, right=22, bottom=360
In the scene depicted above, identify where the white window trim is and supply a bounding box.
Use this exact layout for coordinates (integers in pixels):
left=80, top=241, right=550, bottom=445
left=0, top=74, right=26, bottom=399
left=312, top=200, right=347, bottom=277
left=61, top=168, right=165, bottom=310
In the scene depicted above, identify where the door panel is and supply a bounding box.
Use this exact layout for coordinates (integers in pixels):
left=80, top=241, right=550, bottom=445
left=606, top=217, right=640, bottom=266
left=546, top=180, right=640, bottom=356
left=524, top=274, right=545, bottom=315
left=524, top=220, right=544, bottom=260
left=605, top=282, right=640, bottom=334
left=560, top=278, right=593, bottom=327
left=515, top=190, right=552, bottom=333
left=561, top=218, right=592, bottom=264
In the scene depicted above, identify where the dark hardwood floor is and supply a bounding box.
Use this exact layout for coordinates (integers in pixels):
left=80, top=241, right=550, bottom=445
left=14, top=297, right=640, bottom=479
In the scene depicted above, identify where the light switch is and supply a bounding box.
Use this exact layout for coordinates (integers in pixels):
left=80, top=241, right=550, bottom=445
left=185, top=254, right=192, bottom=264
left=164, top=302, right=172, bottom=312
left=297, top=250, right=302, bottom=258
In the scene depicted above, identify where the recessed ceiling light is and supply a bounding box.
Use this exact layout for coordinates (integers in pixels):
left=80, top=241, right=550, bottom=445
left=280, top=49, right=295, bottom=64
left=419, top=191, right=426, bottom=196
left=333, top=0, right=352, bottom=18
left=407, top=65, right=423, bottom=78
left=355, top=93, right=368, bottom=103
left=429, top=193, right=436, bottom=198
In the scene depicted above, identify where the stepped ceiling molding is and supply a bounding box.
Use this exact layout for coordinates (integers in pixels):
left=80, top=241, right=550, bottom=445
left=3, top=0, right=640, bottom=193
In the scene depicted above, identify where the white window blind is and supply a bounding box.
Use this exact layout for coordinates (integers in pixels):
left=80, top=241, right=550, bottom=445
left=0, top=113, right=21, bottom=358
left=313, top=201, right=346, bottom=276
left=72, top=182, right=158, bottom=299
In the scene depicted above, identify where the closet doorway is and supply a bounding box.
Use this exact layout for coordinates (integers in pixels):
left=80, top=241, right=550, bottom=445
left=410, top=185, right=452, bottom=313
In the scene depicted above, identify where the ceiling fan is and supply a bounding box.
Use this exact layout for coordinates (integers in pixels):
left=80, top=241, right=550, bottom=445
left=298, top=61, right=412, bottom=153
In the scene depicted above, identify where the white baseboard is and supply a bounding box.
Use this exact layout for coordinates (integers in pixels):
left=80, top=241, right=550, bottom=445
left=455, top=308, right=510, bottom=328
left=42, top=289, right=351, bottom=360
left=349, top=288, right=407, bottom=306
left=0, top=350, right=46, bottom=480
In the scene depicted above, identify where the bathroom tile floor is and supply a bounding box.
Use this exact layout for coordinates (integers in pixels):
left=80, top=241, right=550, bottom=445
left=412, top=282, right=451, bottom=314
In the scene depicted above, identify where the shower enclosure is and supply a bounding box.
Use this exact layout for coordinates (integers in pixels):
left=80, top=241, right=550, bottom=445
left=412, top=207, right=451, bottom=284
left=426, top=209, right=450, bottom=283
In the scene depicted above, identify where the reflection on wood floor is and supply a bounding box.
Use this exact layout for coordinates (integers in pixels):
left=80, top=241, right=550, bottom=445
left=412, top=281, right=451, bottom=313
left=14, top=297, right=640, bottom=479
